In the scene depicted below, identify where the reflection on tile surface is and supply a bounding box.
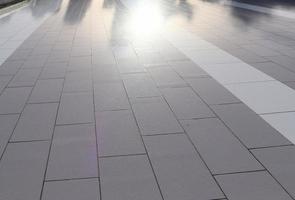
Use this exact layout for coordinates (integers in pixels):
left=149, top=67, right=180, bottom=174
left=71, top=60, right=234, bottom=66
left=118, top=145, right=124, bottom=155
left=1, top=0, right=295, bottom=199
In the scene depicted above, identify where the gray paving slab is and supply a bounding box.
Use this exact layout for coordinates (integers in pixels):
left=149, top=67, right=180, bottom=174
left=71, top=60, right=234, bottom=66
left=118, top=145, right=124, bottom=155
left=116, top=59, right=146, bottom=74
left=137, top=51, right=167, bottom=65
left=8, top=68, right=41, bottom=87
left=63, top=71, right=92, bottom=92
left=0, top=61, right=23, bottom=76
left=0, top=141, right=50, bottom=200
left=99, top=155, right=162, bottom=200
left=161, top=49, right=188, bottom=61
left=71, top=46, right=92, bottom=57
left=94, top=82, right=130, bottom=111
left=242, top=44, right=281, bottom=57
left=0, top=114, right=19, bottom=157
left=143, top=134, right=224, bottom=200
left=0, top=76, right=12, bottom=93
left=47, top=50, right=70, bottom=63
left=29, top=79, right=63, bottom=103
left=8, top=49, right=31, bottom=61
left=161, top=87, right=215, bottom=119
left=39, top=64, right=67, bottom=79
left=11, top=103, right=58, bottom=141
left=96, top=110, right=145, bottom=157
left=216, top=171, right=293, bottom=200
left=224, top=48, right=268, bottom=63
left=0, top=87, right=32, bottom=114
left=92, top=52, right=116, bottom=65
left=92, top=65, right=121, bottom=82
left=57, top=92, right=94, bottom=125
left=266, top=55, right=295, bottom=73
left=182, top=118, right=263, bottom=174
left=252, top=146, right=295, bottom=198
left=284, top=81, right=295, bottom=90
left=187, top=49, right=242, bottom=64
left=63, top=79, right=92, bottom=93
left=21, top=55, right=48, bottom=68
left=187, top=78, right=240, bottom=105
left=68, top=56, right=92, bottom=72
left=148, top=66, right=187, bottom=87
left=46, top=124, right=98, bottom=180
left=212, top=103, right=291, bottom=148
left=112, top=46, right=137, bottom=61
left=122, top=73, right=161, bottom=98
left=131, top=97, right=183, bottom=135
left=251, top=62, right=295, bottom=82
left=169, top=60, right=209, bottom=78
left=42, top=178, right=100, bottom=200
left=30, top=45, right=53, bottom=56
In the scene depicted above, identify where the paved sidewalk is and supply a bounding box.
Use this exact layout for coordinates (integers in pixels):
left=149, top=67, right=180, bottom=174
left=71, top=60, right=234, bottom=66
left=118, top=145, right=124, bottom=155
left=0, top=0, right=295, bottom=200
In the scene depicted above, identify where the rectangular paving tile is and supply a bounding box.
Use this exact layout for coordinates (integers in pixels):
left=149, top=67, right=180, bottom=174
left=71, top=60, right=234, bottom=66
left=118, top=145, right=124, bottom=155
left=47, top=50, right=70, bottom=63
left=161, top=87, right=214, bottom=119
left=187, top=78, right=240, bottom=105
left=212, top=103, right=291, bottom=148
left=284, top=81, right=295, bottom=90
left=252, top=146, right=295, bottom=199
left=113, top=46, right=137, bottom=60
left=46, top=124, right=98, bottom=180
left=68, top=56, right=92, bottom=71
left=242, top=44, right=281, bottom=57
left=225, top=48, right=268, bottom=63
left=251, top=62, right=295, bottom=82
left=169, top=60, right=208, bottom=78
left=182, top=118, right=263, bottom=174
left=11, top=103, right=58, bottom=141
left=131, top=97, right=183, bottom=135
left=96, top=110, right=145, bottom=156
left=216, top=171, right=292, bottom=200
left=266, top=55, right=295, bottom=73
left=92, top=65, right=121, bottom=82
left=143, top=134, right=224, bottom=200
left=0, top=141, right=50, bottom=200
left=29, top=79, right=63, bottom=103
left=94, top=82, right=129, bottom=111
left=117, top=59, right=145, bottom=74
left=21, top=55, right=48, bottom=68
left=0, top=76, right=12, bottom=93
left=92, top=52, right=116, bottom=65
left=261, top=112, right=295, bottom=144
left=42, top=178, right=100, bottom=200
left=71, top=46, right=92, bottom=57
left=57, top=92, right=94, bottom=124
left=122, top=73, right=160, bottom=98
left=8, top=68, right=41, bottom=87
left=161, top=49, right=188, bottom=61
left=186, top=49, right=242, bottom=65
left=39, top=64, right=67, bottom=79
left=8, top=49, right=31, bottom=61
left=203, top=63, right=274, bottom=85
left=148, top=66, right=187, bottom=87
left=0, top=60, right=23, bottom=75
left=226, top=81, right=295, bottom=114
left=137, top=51, right=166, bottom=65
left=63, top=79, right=92, bottom=93
left=63, top=71, right=92, bottom=92
left=0, top=87, right=32, bottom=114
left=99, top=155, right=162, bottom=200
left=0, top=114, right=19, bottom=157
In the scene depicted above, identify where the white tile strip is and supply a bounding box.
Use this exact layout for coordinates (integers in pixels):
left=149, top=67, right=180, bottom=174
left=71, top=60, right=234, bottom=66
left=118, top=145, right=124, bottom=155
left=0, top=1, right=59, bottom=66
left=164, top=28, right=295, bottom=144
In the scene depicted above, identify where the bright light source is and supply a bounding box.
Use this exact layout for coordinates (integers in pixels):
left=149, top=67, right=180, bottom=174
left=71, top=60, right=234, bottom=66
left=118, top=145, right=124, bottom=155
left=126, top=1, right=164, bottom=39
